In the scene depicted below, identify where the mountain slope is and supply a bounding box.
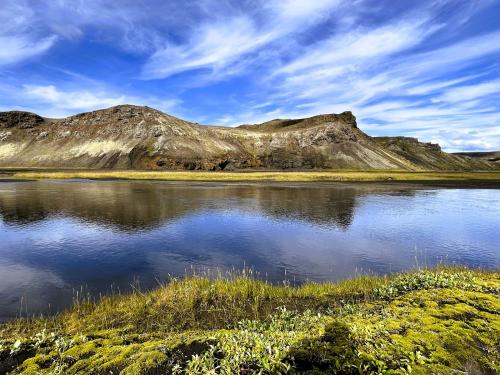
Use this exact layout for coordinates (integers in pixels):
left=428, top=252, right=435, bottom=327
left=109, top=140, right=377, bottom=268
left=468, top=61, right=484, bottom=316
left=0, top=105, right=496, bottom=171
left=374, top=136, right=497, bottom=171
left=453, top=151, right=500, bottom=165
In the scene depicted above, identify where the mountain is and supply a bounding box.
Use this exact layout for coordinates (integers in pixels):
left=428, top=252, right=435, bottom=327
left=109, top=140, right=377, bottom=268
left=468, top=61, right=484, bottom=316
left=0, top=105, right=497, bottom=171
left=453, top=151, right=500, bottom=164
left=373, top=137, right=499, bottom=171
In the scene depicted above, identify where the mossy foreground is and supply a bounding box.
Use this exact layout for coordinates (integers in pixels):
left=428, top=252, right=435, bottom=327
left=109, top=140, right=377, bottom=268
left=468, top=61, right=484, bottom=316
left=9, top=169, right=500, bottom=183
left=0, top=269, right=498, bottom=374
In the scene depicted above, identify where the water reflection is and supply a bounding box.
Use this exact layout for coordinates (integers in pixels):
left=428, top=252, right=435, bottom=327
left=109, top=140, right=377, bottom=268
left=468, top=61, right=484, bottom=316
left=0, top=180, right=498, bottom=321
left=0, top=181, right=407, bottom=230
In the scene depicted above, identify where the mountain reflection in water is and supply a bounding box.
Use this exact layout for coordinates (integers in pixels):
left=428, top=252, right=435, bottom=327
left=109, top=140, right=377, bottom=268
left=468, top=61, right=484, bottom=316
left=0, top=181, right=386, bottom=230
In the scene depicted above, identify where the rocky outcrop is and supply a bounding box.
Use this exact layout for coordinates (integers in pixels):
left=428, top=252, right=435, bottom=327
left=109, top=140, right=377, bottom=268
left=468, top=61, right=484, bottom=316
left=0, top=111, right=44, bottom=129
left=0, top=105, right=497, bottom=170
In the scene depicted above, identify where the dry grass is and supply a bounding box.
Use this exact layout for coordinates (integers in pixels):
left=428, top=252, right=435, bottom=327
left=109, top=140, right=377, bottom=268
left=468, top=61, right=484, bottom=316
left=0, top=272, right=384, bottom=339
left=10, top=169, right=500, bottom=182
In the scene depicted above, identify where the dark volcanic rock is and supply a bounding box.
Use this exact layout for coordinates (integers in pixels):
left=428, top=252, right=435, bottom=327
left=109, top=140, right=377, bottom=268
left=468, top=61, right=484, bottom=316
left=0, top=111, right=45, bottom=129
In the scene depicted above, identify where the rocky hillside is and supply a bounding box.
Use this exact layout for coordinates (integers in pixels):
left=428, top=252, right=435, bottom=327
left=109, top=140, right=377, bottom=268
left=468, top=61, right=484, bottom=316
left=373, top=137, right=498, bottom=171
left=453, top=151, right=500, bottom=164
left=0, top=105, right=496, bottom=170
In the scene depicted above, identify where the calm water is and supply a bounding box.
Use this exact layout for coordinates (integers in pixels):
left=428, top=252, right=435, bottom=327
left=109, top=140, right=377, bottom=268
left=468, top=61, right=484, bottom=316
left=0, top=180, right=499, bottom=320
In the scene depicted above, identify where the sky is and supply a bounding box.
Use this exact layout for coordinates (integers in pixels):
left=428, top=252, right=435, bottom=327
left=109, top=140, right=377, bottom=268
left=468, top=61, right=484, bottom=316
left=1, top=0, right=500, bottom=151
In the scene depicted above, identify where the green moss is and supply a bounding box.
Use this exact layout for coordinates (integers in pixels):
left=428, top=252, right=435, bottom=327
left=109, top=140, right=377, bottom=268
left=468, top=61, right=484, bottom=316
left=120, top=351, right=168, bottom=374
left=369, top=288, right=499, bottom=373
left=6, top=329, right=216, bottom=374
left=1, top=268, right=498, bottom=374
left=15, top=353, right=51, bottom=374
left=63, top=340, right=98, bottom=359
left=281, top=286, right=499, bottom=374
left=12, top=337, right=165, bottom=374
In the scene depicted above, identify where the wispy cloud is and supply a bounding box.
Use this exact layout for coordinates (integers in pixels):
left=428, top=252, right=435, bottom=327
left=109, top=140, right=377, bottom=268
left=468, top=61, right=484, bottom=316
left=19, top=84, right=181, bottom=118
left=0, top=3, right=57, bottom=66
left=141, top=0, right=345, bottom=80
left=277, top=20, right=438, bottom=76
left=23, top=85, right=127, bottom=112
left=0, top=35, right=56, bottom=66
left=141, top=16, right=275, bottom=80
left=435, top=79, right=500, bottom=103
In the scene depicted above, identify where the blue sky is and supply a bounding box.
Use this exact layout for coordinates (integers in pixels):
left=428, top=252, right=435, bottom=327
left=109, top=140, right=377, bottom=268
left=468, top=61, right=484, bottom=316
left=1, top=0, right=499, bottom=151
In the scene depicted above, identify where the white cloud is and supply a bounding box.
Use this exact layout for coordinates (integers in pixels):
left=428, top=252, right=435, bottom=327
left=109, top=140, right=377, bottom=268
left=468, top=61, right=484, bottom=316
left=404, top=74, right=486, bottom=96
left=0, top=2, right=57, bottom=66
left=394, top=30, right=500, bottom=78
left=23, top=85, right=127, bottom=111
left=417, top=125, right=500, bottom=153
left=20, top=84, right=182, bottom=117
left=278, top=20, right=437, bottom=76
left=266, top=15, right=443, bottom=108
left=141, top=16, right=276, bottom=79
left=436, top=79, right=500, bottom=103
left=0, top=35, right=56, bottom=66
left=141, top=0, right=345, bottom=80
left=266, top=0, right=337, bottom=18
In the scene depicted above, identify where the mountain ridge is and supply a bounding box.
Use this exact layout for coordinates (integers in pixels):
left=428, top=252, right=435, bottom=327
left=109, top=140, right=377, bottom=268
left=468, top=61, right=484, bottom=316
left=0, top=105, right=497, bottom=171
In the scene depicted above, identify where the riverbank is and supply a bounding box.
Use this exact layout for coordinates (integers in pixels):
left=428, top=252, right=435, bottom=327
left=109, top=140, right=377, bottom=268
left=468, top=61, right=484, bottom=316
left=3, top=169, right=500, bottom=183
left=1, top=268, right=498, bottom=374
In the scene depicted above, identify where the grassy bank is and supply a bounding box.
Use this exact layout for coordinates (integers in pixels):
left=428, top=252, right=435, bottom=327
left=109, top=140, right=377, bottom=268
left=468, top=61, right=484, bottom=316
left=1, top=268, right=498, bottom=374
left=8, top=169, right=500, bottom=183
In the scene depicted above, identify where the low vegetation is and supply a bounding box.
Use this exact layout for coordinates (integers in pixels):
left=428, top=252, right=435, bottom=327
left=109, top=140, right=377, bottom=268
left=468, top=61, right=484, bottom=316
left=1, top=267, right=498, bottom=374
left=8, top=169, right=500, bottom=183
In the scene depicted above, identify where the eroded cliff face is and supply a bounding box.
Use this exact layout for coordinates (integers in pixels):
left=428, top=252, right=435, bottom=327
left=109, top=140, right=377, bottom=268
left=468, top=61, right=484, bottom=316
left=0, top=105, right=496, bottom=170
